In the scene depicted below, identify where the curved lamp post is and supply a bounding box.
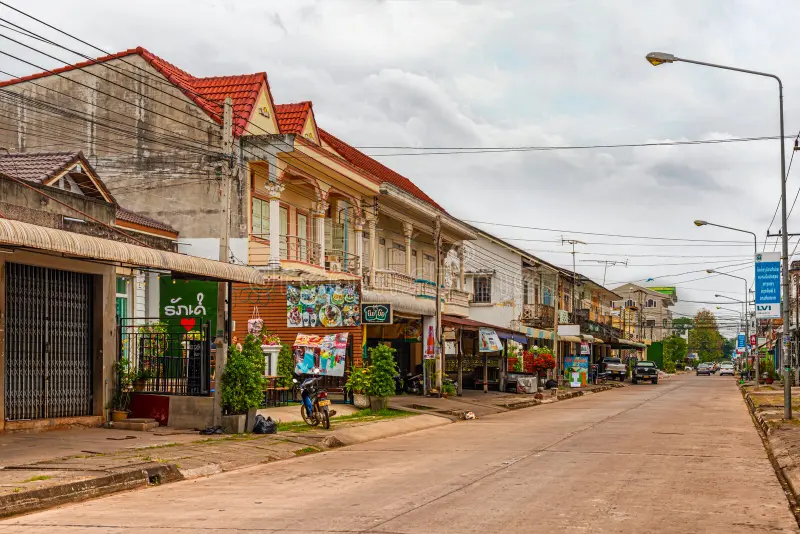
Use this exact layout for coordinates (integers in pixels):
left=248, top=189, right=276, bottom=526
left=651, top=52, right=787, bottom=417
left=708, top=270, right=755, bottom=387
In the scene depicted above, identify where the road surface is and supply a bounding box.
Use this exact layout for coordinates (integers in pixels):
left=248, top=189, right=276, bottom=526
left=1, top=374, right=797, bottom=533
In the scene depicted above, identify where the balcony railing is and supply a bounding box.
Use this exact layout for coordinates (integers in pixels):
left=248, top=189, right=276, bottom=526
left=249, top=234, right=321, bottom=266
left=366, top=269, right=416, bottom=295
left=415, top=279, right=437, bottom=299
left=521, top=303, right=555, bottom=329
left=446, top=288, right=471, bottom=307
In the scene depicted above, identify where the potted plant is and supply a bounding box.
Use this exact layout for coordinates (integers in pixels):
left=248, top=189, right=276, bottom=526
left=220, top=334, right=266, bottom=433
left=345, top=366, right=371, bottom=409
left=133, top=367, right=154, bottom=392
left=441, top=380, right=456, bottom=399
left=111, top=358, right=133, bottom=421
left=366, top=344, right=399, bottom=411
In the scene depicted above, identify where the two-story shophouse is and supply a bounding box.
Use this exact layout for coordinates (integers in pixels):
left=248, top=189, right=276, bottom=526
left=611, top=283, right=677, bottom=343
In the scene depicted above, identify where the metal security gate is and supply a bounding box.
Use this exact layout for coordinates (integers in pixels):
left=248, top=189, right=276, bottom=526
left=4, top=263, right=94, bottom=420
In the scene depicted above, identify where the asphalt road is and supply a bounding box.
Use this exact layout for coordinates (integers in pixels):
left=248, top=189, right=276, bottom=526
left=2, top=374, right=797, bottom=533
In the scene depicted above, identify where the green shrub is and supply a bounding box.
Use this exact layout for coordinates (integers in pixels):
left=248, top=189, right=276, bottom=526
left=367, top=344, right=398, bottom=397
left=276, top=343, right=295, bottom=388
left=760, top=358, right=776, bottom=379
left=664, top=360, right=676, bottom=374
left=442, top=381, right=456, bottom=396
left=220, top=334, right=265, bottom=414
left=345, top=365, right=370, bottom=394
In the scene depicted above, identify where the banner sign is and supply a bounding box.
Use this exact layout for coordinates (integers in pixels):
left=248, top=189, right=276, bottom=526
left=580, top=342, right=591, bottom=355
left=292, top=332, right=348, bottom=376
left=160, top=276, right=217, bottom=334
left=361, top=303, right=392, bottom=325
left=755, top=252, right=781, bottom=319
left=737, top=334, right=745, bottom=348
left=287, top=283, right=360, bottom=328
left=423, top=316, right=437, bottom=359
left=478, top=328, right=504, bottom=353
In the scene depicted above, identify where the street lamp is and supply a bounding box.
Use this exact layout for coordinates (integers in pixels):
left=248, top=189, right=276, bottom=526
left=693, top=220, right=758, bottom=257
left=708, top=269, right=755, bottom=386
left=653, top=53, right=788, bottom=418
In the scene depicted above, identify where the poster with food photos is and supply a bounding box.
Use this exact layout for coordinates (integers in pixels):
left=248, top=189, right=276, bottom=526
left=286, top=283, right=360, bottom=328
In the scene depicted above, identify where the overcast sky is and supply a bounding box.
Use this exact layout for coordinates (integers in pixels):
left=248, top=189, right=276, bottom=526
left=5, top=0, right=798, bottom=335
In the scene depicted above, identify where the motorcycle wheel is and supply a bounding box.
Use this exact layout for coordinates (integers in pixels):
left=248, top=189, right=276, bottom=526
left=322, top=409, right=330, bottom=430
left=301, top=405, right=317, bottom=426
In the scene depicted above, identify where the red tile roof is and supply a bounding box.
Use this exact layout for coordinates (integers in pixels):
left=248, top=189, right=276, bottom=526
left=0, top=47, right=273, bottom=137
left=319, top=129, right=446, bottom=213
left=275, top=102, right=311, bottom=134
left=116, top=206, right=177, bottom=234
left=0, top=151, right=115, bottom=201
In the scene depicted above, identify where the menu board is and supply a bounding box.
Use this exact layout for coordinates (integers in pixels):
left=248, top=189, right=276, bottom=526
left=286, top=283, right=360, bottom=328
left=293, top=333, right=348, bottom=377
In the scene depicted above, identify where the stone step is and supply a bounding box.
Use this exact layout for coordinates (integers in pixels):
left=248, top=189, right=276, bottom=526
left=113, top=418, right=160, bottom=431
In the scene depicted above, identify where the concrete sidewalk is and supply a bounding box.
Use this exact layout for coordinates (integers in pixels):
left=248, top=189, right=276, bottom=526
left=0, top=411, right=447, bottom=518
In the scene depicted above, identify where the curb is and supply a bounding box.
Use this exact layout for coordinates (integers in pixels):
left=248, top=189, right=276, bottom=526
left=0, top=464, right=179, bottom=519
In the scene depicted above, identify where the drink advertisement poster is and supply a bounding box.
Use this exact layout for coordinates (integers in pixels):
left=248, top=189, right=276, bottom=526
left=292, top=332, right=348, bottom=377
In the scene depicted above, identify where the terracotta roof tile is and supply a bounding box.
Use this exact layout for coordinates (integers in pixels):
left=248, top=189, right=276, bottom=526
left=0, top=47, right=272, bottom=137
left=116, top=206, right=177, bottom=234
left=0, top=151, right=82, bottom=183
left=275, top=102, right=311, bottom=134
left=319, top=129, right=446, bottom=213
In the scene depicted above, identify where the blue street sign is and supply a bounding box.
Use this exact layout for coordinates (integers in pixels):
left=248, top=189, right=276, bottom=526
left=755, top=252, right=781, bottom=319
left=737, top=334, right=745, bottom=349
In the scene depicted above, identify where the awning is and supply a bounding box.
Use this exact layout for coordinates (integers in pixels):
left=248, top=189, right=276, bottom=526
left=608, top=338, right=647, bottom=349
left=560, top=335, right=582, bottom=343
left=580, top=334, right=595, bottom=343
left=497, top=331, right=528, bottom=344
left=593, top=337, right=605, bottom=344
left=518, top=326, right=556, bottom=341
left=442, top=314, right=515, bottom=334
left=0, top=218, right=265, bottom=285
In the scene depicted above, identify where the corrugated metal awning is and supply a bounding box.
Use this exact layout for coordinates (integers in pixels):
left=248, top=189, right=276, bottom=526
left=0, top=218, right=265, bottom=285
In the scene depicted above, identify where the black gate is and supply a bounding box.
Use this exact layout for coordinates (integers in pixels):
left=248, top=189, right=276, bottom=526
left=118, top=318, right=211, bottom=396
left=4, top=263, right=94, bottom=420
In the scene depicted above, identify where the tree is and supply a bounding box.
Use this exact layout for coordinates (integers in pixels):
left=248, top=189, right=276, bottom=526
left=721, top=338, right=736, bottom=359
left=663, top=335, right=688, bottom=364
left=687, top=310, right=724, bottom=363
left=672, top=317, right=693, bottom=335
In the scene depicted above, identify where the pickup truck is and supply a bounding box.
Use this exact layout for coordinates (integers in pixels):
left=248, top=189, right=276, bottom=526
left=602, top=358, right=627, bottom=381
left=632, top=361, right=658, bottom=385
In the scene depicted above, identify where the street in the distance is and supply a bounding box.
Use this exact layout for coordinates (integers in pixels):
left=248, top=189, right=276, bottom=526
left=0, top=374, right=794, bottom=534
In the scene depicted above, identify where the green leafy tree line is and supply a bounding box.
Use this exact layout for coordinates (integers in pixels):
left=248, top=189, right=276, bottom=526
left=687, top=310, right=725, bottom=363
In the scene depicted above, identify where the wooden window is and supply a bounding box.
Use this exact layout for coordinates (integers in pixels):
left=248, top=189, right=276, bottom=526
left=523, top=280, right=530, bottom=305
left=252, top=197, right=269, bottom=237
left=474, top=276, right=491, bottom=304
left=423, top=253, right=436, bottom=282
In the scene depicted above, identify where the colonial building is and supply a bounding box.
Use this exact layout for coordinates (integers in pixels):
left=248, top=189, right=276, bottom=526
left=611, top=283, right=677, bottom=343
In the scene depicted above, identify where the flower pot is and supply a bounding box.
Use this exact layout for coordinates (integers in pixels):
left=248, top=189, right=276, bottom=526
left=369, top=396, right=388, bottom=412
left=353, top=393, right=370, bottom=409
left=766, top=377, right=774, bottom=384
left=134, top=380, right=147, bottom=392
left=111, top=410, right=129, bottom=422
left=221, top=414, right=247, bottom=434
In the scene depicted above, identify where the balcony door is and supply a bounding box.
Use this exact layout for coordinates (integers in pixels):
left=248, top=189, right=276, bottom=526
left=279, top=206, right=288, bottom=259
left=297, top=212, right=308, bottom=262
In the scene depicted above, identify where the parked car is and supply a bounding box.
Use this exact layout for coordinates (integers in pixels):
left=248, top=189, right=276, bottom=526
left=719, top=363, right=735, bottom=376
left=602, top=357, right=627, bottom=381
left=632, top=361, right=658, bottom=385
left=684, top=366, right=693, bottom=371
left=697, top=363, right=713, bottom=376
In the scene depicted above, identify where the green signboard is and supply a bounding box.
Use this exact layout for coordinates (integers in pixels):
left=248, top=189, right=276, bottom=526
left=648, top=286, right=676, bottom=297
left=159, top=276, right=218, bottom=334
left=361, top=303, right=392, bottom=325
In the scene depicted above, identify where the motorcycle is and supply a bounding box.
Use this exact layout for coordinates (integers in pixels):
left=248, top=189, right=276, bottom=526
left=404, top=373, right=423, bottom=395
left=393, top=373, right=404, bottom=395
left=294, top=376, right=336, bottom=429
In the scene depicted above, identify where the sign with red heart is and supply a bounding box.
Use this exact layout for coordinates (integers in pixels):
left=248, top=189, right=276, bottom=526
left=180, top=317, right=196, bottom=332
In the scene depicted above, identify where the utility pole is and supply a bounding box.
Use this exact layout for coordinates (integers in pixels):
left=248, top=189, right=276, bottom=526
left=589, top=259, right=628, bottom=287
left=434, top=215, right=443, bottom=393
left=562, top=238, right=585, bottom=315
left=553, top=274, right=561, bottom=383
left=213, top=97, right=233, bottom=427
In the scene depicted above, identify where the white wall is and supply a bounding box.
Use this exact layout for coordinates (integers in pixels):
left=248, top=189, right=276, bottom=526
left=464, top=236, right=524, bottom=329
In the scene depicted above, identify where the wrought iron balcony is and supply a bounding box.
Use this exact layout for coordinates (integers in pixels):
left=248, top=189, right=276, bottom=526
left=521, top=303, right=555, bottom=329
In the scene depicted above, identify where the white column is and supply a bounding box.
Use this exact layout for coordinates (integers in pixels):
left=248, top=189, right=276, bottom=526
left=403, top=221, right=413, bottom=276
left=368, top=217, right=377, bottom=282
left=354, top=216, right=365, bottom=276
left=266, top=182, right=284, bottom=269
left=313, top=200, right=329, bottom=268
left=458, top=245, right=465, bottom=291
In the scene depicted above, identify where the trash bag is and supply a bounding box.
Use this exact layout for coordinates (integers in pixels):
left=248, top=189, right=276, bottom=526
left=545, top=379, right=558, bottom=390
left=253, top=414, right=277, bottom=434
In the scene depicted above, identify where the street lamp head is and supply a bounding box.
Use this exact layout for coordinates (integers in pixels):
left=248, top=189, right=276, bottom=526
left=646, top=52, right=677, bottom=66
left=694, top=220, right=708, bottom=227
left=706, top=269, right=715, bottom=274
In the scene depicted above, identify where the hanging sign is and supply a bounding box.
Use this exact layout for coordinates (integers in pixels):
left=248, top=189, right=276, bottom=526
left=580, top=342, right=591, bottom=355
left=755, top=252, right=781, bottom=319
left=423, top=316, right=437, bottom=360
left=159, top=276, right=217, bottom=334
left=361, top=303, right=392, bottom=325
left=478, top=328, right=503, bottom=353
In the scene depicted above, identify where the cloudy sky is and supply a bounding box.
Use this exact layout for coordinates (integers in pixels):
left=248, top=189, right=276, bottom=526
left=4, top=0, right=797, bottom=334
